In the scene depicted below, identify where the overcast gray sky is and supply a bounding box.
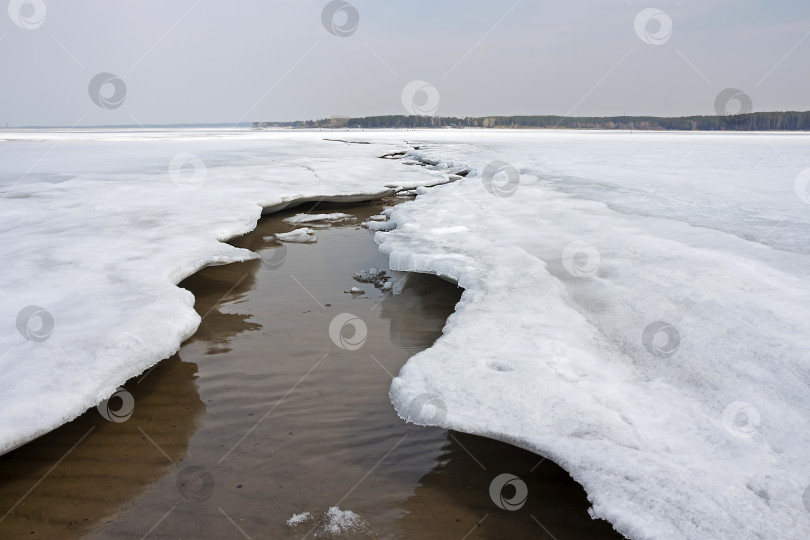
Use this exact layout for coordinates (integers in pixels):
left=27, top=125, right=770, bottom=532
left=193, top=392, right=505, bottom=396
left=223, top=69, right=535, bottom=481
left=1, top=0, right=808, bottom=126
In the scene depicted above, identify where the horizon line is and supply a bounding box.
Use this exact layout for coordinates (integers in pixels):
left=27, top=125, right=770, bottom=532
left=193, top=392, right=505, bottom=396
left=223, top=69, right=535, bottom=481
left=3, top=109, right=809, bottom=130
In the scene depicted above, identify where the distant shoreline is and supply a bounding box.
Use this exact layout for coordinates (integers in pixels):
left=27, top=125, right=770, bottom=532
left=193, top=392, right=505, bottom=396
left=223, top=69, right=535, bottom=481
left=254, top=111, right=810, bottom=132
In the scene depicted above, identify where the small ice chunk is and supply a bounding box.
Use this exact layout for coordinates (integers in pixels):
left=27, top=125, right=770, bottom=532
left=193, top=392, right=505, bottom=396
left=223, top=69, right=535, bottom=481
left=367, top=220, right=396, bottom=232
left=367, top=215, right=387, bottom=221
left=353, top=268, right=388, bottom=288
left=382, top=280, right=393, bottom=291
left=321, top=507, right=369, bottom=535
left=271, top=228, right=317, bottom=243
left=349, top=287, right=365, bottom=294
left=283, top=213, right=354, bottom=225
left=288, top=507, right=371, bottom=536
left=286, top=512, right=312, bottom=527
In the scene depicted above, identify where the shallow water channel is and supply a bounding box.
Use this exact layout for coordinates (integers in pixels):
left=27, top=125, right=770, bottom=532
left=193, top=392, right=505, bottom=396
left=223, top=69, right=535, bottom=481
left=0, top=196, right=621, bottom=539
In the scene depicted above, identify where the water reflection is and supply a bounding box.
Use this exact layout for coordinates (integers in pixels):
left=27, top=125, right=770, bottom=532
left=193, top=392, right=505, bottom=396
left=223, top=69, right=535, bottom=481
left=379, top=272, right=462, bottom=351
left=396, top=430, right=621, bottom=539
left=0, top=355, right=204, bottom=538
left=179, top=259, right=261, bottom=354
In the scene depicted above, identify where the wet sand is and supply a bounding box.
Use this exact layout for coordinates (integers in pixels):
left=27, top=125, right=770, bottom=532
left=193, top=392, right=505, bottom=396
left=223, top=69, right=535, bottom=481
left=0, top=197, right=621, bottom=539
left=0, top=356, right=203, bottom=538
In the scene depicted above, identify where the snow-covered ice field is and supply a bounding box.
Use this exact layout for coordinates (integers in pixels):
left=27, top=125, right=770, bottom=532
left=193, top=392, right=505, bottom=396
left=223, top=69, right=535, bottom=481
left=379, top=130, right=810, bottom=539
left=0, top=129, right=448, bottom=454
left=2, top=128, right=809, bottom=539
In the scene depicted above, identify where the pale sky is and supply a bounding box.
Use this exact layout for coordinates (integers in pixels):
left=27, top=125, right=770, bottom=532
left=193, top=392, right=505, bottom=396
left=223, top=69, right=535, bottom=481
left=0, top=0, right=808, bottom=126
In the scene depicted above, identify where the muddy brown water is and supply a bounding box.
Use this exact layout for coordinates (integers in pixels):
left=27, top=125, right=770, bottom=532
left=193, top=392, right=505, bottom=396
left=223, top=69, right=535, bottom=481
left=0, top=196, right=622, bottom=539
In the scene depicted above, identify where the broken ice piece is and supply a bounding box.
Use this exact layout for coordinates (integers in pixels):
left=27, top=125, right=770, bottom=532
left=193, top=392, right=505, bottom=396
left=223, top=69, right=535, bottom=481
left=352, top=268, right=388, bottom=288
left=286, top=512, right=312, bottom=527
left=282, top=213, right=354, bottom=225
left=268, top=228, right=317, bottom=243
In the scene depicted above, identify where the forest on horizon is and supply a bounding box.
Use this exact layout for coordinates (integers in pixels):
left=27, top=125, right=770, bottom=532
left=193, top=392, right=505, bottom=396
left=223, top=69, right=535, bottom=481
left=254, top=111, right=810, bottom=131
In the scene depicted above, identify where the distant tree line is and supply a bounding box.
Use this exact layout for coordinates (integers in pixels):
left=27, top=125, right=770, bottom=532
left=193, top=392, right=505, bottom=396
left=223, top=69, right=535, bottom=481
left=253, top=111, right=810, bottom=131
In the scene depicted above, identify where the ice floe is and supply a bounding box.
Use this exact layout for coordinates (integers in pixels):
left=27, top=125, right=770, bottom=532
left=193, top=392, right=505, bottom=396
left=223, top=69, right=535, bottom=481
left=376, top=130, right=810, bottom=540
left=272, top=228, right=318, bottom=243
left=282, top=212, right=354, bottom=225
